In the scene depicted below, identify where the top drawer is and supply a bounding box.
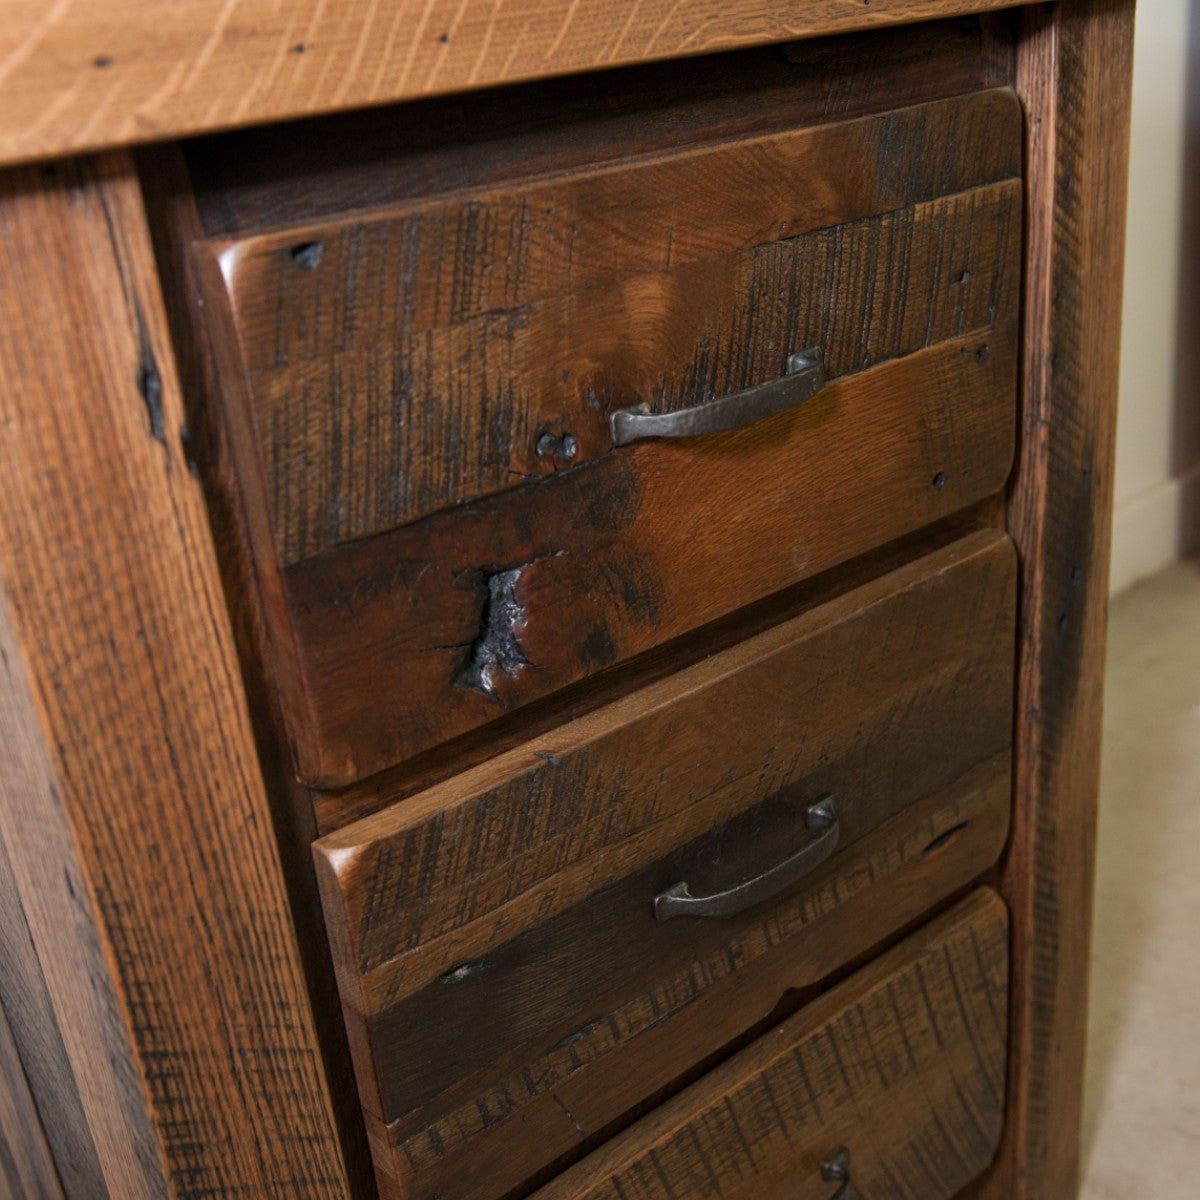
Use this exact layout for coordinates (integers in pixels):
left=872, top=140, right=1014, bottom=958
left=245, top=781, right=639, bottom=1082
left=189, top=86, right=1021, bottom=785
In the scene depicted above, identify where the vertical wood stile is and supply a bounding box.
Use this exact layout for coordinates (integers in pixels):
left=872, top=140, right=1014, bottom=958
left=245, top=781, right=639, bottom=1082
left=0, top=155, right=352, bottom=1199
left=973, top=3, right=1135, bottom=1197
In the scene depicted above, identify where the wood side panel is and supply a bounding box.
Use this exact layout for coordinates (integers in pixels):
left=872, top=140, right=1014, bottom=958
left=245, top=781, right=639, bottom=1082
left=0, top=566, right=166, bottom=1200
left=0, top=1, right=1022, bottom=166
left=225, top=171, right=1021, bottom=561
left=317, top=529, right=1016, bottom=1011
left=375, top=777, right=1010, bottom=1200
left=284, top=327, right=1017, bottom=783
left=0, top=999, right=65, bottom=1200
left=0, top=156, right=351, bottom=1199
left=967, top=4, right=1135, bottom=1199
left=530, top=889, right=1009, bottom=1200
left=185, top=20, right=1004, bottom=239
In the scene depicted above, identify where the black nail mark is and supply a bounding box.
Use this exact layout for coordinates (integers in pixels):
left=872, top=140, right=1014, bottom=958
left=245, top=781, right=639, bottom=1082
left=921, top=821, right=971, bottom=858
left=291, top=241, right=324, bottom=269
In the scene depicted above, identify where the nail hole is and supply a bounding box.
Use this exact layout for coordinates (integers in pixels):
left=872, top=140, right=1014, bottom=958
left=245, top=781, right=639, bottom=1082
left=932, top=472, right=947, bottom=488
left=291, top=241, right=324, bottom=269
left=441, top=962, right=483, bottom=985
left=1058, top=613, right=1070, bottom=635
left=93, top=55, right=112, bottom=69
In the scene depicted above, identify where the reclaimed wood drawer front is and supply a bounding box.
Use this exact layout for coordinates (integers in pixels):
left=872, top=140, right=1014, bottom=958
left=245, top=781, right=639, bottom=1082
left=196, top=87, right=1022, bottom=785
left=531, top=889, right=1009, bottom=1200
left=314, top=529, right=1015, bottom=1200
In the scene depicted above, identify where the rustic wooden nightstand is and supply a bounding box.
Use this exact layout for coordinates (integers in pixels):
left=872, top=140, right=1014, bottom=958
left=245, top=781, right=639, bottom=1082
left=0, top=5, right=1132, bottom=1199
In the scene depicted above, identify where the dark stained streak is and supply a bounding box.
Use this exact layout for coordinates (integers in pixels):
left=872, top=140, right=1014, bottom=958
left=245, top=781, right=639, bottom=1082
left=136, top=318, right=168, bottom=452
left=920, top=819, right=971, bottom=858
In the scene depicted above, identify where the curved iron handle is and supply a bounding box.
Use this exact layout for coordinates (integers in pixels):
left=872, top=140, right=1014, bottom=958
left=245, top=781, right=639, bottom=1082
left=652, top=797, right=838, bottom=921
left=822, top=1148, right=851, bottom=1199
left=610, top=348, right=825, bottom=447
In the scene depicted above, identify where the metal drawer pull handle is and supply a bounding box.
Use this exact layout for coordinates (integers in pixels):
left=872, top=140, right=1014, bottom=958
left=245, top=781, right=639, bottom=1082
left=610, top=348, right=825, bottom=447
left=822, top=1148, right=852, bottom=1199
left=652, top=797, right=838, bottom=921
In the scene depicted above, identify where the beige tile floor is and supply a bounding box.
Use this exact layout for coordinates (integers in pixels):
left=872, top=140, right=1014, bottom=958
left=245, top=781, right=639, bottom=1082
left=1079, top=557, right=1200, bottom=1198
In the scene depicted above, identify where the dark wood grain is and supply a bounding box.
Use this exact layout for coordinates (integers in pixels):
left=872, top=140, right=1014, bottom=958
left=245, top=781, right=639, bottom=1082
left=225, top=175, right=1021, bottom=560
left=308, top=500, right=1009, bottom=835
left=314, top=531, right=1014, bottom=1198
left=0, top=155, right=352, bottom=1200
left=963, top=5, right=1136, bottom=1200
left=183, top=84, right=1021, bottom=785
left=317, top=529, right=1015, bottom=1007
left=366, top=761, right=1007, bottom=1121
left=284, top=327, right=1016, bottom=783
left=528, top=888, right=1009, bottom=1200
left=0, top=999, right=64, bottom=1200
left=186, top=19, right=1011, bottom=239
left=369, top=775, right=1011, bottom=1200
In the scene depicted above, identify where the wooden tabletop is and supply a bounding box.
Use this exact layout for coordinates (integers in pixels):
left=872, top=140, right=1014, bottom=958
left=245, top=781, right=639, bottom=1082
left=0, top=0, right=1016, bottom=166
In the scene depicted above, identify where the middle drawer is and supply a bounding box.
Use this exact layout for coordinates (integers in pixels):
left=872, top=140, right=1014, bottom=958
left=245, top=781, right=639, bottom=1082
left=315, top=527, right=1015, bottom=1200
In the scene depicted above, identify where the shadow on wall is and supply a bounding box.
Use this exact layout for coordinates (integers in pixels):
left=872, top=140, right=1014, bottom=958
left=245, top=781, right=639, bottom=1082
left=1174, top=0, right=1200, bottom=552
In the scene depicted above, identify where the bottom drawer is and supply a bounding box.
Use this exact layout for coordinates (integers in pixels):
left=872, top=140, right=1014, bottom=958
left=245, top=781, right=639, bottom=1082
left=533, top=889, right=1009, bottom=1200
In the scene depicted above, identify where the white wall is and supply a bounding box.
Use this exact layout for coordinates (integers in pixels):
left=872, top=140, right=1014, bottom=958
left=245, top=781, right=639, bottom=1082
left=1110, top=0, right=1200, bottom=593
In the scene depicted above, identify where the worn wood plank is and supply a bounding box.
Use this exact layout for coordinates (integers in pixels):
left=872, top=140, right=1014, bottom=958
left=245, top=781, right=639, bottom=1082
left=222, top=168, right=1020, bottom=561
left=0, top=588, right=168, bottom=1200
left=0, top=999, right=64, bottom=1200
left=962, top=5, right=1135, bottom=1200
left=530, top=888, right=1009, bottom=1200
left=0, top=156, right=351, bottom=1199
left=138, top=141, right=383, bottom=1200
left=299, top=500, right=1007, bottom=833
left=0, top=0, right=1022, bottom=166
left=283, top=326, right=1017, bottom=783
